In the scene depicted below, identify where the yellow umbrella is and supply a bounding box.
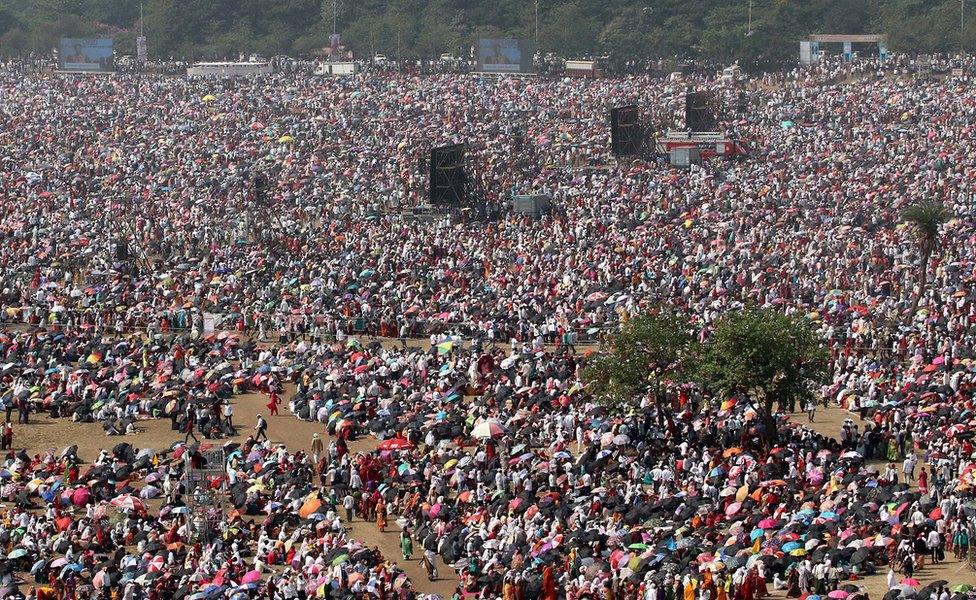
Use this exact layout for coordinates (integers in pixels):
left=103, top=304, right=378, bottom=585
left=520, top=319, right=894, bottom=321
left=443, top=459, right=458, bottom=471
left=735, top=485, right=749, bottom=502
left=202, top=94, right=217, bottom=102
left=278, top=135, right=295, bottom=144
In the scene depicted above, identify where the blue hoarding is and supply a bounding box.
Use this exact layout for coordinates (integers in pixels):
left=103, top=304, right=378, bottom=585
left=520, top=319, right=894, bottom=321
left=60, top=38, right=114, bottom=72
left=476, top=39, right=534, bottom=73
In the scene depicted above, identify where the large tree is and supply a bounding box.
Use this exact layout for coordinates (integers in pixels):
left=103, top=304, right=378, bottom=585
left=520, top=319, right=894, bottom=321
left=695, top=307, right=828, bottom=447
left=583, top=311, right=692, bottom=422
left=902, top=201, right=952, bottom=317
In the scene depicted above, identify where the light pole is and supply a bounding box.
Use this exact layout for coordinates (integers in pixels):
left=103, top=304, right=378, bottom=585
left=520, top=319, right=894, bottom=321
left=534, top=0, right=539, bottom=50
left=962, top=0, right=966, bottom=56
left=747, top=0, right=754, bottom=36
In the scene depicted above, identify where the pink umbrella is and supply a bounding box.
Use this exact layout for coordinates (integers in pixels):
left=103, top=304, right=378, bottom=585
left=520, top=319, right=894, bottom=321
left=241, top=570, right=261, bottom=584
left=828, top=592, right=849, bottom=599
left=725, top=502, right=742, bottom=516
left=901, top=578, right=920, bottom=587
left=758, top=518, right=777, bottom=529
left=71, top=487, right=90, bottom=506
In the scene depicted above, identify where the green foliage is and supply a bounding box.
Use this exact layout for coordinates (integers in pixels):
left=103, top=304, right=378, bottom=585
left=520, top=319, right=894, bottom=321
left=902, top=201, right=952, bottom=314
left=583, top=311, right=692, bottom=415
left=902, top=201, right=952, bottom=256
left=695, top=307, right=828, bottom=443
left=0, top=0, right=973, bottom=61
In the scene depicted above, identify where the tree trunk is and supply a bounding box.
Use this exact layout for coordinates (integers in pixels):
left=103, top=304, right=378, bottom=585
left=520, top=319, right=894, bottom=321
left=654, top=379, right=665, bottom=427
left=759, top=399, right=778, bottom=451
left=907, top=249, right=930, bottom=317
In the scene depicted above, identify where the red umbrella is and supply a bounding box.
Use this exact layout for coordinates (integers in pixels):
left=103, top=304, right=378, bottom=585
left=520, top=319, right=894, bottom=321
left=377, top=437, right=413, bottom=451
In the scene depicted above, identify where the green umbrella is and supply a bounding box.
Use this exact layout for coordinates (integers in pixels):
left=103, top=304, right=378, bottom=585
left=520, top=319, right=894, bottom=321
left=8, top=548, right=27, bottom=559
left=331, top=553, right=349, bottom=566
left=953, top=585, right=972, bottom=593
left=628, top=543, right=649, bottom=550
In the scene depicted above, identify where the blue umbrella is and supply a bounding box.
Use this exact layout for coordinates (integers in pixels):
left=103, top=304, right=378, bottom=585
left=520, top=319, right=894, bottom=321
left=750, top=528, right=764, bottom=541
left=782, top=541, right=801, bottom=552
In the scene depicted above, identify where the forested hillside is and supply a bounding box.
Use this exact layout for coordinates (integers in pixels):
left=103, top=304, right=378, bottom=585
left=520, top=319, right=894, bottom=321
left=0, top=0, right=968, bottom=65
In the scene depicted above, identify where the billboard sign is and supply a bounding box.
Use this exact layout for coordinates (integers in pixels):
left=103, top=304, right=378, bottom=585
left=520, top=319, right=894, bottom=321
left=476, top=38, right=533, bottom=73
left=60, top=38, right=114, bottom=72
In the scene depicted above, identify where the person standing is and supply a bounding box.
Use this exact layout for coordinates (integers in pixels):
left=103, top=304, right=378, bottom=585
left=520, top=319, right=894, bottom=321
left=927, top=528, right=941, bottom=565
left=255, top=414, right=268, bottom=441
left=0, top=422, right=10, bottom=450
left=223, top=401, right=234, bottom=429
left=376, top=496, right=387, bottom=532
left=266, top=391, right=279, bottom=416
left=953, top=523, right=969, bottom=559
left=17, top=397, right=29, bottom=425
left=311, top=433, right=323, bottom=463
left=184, top=409, right=199, bottom=443
left=903, top=454, right=916, bottom=483
left=343, top=492, right=355, bottom=523
left=423, top=548, right=438, bottom=581
left=400, top=528, right=413, bottom=560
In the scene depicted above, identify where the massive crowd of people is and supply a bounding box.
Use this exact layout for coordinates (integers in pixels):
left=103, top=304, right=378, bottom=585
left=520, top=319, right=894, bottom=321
left=0, top=52, right=973, bottom=599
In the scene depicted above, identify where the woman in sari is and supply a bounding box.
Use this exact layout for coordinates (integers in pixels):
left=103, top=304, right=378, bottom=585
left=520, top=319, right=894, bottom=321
left=376, top=497, right=387, bottom=532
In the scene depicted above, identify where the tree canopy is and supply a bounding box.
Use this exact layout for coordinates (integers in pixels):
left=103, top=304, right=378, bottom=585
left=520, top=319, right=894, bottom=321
left=902, top=201, right=952, bottom=315
left=583, top=311, right=692, bottom=417
left=583, top=306, right=828, bottom=446
left=2, top=0, right=974, bottom=65
left=694, top=307, right=829, bottom=445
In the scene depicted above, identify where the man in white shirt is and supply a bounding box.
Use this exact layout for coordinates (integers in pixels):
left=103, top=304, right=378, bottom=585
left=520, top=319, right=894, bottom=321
left=926, top=529, right=941, bottom=564
left=223, top=401, right=234, bottom=428
left=903, top=454, right=916, bottom=482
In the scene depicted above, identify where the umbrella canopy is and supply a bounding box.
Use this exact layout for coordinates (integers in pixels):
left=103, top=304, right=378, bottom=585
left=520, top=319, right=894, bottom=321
left=471, top=420, right=505, bottom=439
